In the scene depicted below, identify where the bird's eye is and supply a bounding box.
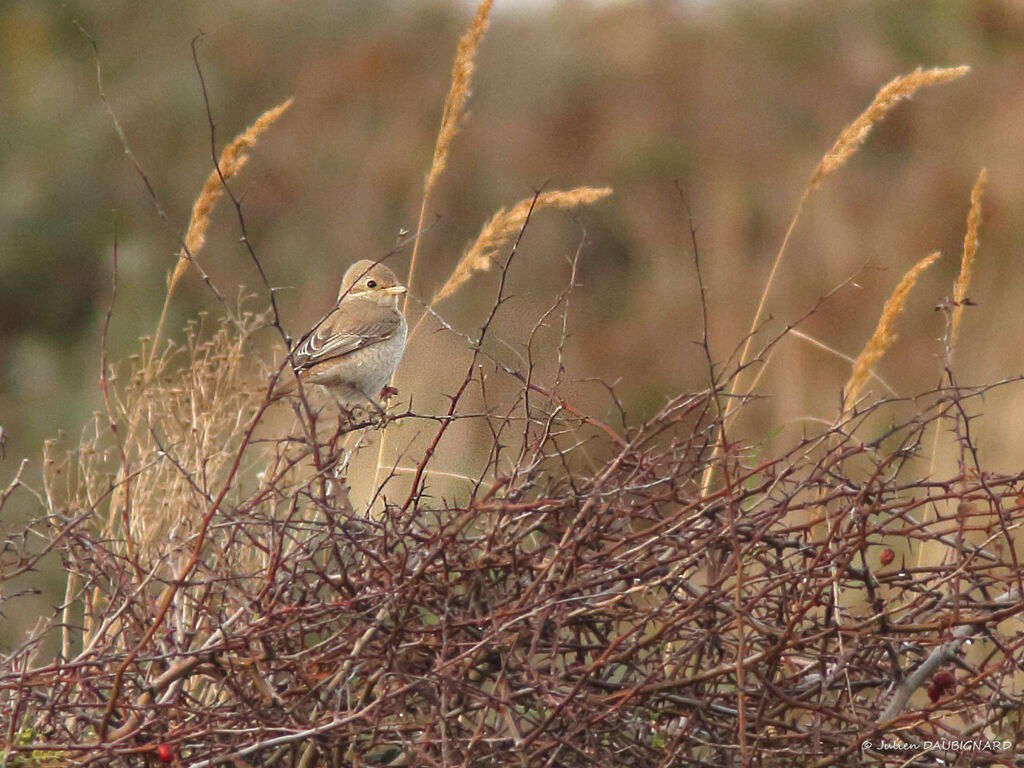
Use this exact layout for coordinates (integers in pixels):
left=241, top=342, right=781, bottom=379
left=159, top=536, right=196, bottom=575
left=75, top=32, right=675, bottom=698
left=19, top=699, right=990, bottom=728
left=367, top=280, right=377, bottom=288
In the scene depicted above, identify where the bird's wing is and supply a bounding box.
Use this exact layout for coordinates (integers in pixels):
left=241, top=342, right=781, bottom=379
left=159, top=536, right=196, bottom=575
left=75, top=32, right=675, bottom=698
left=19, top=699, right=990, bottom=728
left=291, top=300, right=402, bottom=370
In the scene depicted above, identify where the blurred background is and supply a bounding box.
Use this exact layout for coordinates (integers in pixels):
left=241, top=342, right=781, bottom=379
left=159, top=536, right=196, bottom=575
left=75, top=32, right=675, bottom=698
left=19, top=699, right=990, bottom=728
left=3, top=0, right=1024, bottom=528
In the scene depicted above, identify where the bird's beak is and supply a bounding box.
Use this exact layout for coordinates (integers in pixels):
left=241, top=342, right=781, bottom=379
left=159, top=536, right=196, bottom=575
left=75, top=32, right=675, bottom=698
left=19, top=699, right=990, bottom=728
left=386, top=285, right=407, bottom=295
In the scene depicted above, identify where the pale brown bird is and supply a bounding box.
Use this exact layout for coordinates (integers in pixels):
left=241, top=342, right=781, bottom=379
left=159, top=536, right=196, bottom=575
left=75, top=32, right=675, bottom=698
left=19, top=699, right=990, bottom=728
left=275, top=260, right=407, bottom=409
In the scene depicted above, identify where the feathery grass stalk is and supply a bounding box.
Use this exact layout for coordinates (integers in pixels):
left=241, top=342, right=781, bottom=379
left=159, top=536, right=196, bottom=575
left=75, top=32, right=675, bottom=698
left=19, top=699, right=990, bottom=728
left=403, top=0, right=492, bottom=317
left=149, top=98, right=293, bottom=368
left=396, top=186, right=612, bottom=398
left=700, top=66, right=968, bottom=496
left=745, top=66, right=969, bottom=380
left=843, top=251, right=940, bottom=411
left=808, top=67, right=970, bottom=190
left=374, top=187, right=612, bottom=494
left=950, top=167, right=987, bottom=347
left=373, top=1, right=491, bottom=501
left=431, top=187, right=613, bottom=304
left=922, top=170, right=988, bottom=565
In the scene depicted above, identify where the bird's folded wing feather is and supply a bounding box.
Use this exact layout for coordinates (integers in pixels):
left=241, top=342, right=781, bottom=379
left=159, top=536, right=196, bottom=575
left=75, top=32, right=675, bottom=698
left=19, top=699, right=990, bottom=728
left=291, top=302, right=401, bottom=369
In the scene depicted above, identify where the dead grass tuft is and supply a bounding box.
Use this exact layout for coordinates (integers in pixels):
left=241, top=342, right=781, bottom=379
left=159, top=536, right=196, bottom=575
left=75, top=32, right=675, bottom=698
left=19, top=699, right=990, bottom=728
left=53, top=311, right=267, bottom=565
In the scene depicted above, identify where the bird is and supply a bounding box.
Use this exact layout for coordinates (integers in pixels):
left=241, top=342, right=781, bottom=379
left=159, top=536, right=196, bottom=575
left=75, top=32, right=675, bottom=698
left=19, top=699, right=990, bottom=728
left=274, top=259, right=408, bottom=411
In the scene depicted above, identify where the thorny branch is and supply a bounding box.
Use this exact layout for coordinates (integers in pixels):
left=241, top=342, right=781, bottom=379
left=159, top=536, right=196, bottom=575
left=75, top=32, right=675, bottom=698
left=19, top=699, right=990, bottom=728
left=5, top=248, right=1024, bottom=765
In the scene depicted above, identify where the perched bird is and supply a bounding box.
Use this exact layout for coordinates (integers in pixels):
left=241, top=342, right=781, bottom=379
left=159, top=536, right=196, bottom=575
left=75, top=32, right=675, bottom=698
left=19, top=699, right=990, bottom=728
left=276, top=260, right=408, bottom=409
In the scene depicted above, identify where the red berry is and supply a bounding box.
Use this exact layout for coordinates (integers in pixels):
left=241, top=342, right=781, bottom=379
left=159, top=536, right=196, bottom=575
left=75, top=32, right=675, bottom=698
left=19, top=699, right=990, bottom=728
left=926, top=683, right=941, bottom=702
left=932, top=670, right=955, bottom=691
left=879, top=548, right=896, bottom=566
left=156, top=743, right=174, bottom=763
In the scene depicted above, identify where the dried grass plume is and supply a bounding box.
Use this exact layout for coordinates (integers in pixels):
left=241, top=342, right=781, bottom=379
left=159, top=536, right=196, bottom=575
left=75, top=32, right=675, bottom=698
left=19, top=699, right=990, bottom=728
left=432, top=187, right=613, bottom=303
left=405, top=1, right=493, bottom=313
left=424, top=0, right=492, bottom=196
left=172, top=98, right=293, bottom=293
left=950, top=167, right=987, bottom=345
left=808, top=66, right=969, bottom=191
left=151, top=98, right=293, bottom=359
left=843, top=251, right=941, bottom=409
left=729, top=66, right=967, bottom=445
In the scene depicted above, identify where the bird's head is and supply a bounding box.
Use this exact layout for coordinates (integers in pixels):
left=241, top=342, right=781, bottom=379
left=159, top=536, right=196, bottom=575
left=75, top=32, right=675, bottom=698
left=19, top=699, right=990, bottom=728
left=338, top=260, right=407, bottom=306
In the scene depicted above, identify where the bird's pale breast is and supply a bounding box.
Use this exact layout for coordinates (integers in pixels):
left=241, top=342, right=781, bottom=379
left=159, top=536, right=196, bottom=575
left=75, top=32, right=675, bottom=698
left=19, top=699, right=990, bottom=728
left=307, top=314, right=407, bottom=405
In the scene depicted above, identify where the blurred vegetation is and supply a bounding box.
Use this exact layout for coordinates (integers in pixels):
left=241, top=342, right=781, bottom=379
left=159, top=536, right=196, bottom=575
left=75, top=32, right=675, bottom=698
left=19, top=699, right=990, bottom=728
left=2, top=0, right=1024, bottom=624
